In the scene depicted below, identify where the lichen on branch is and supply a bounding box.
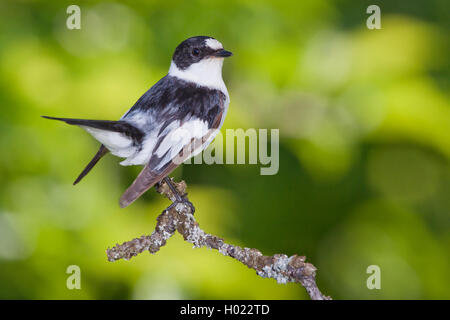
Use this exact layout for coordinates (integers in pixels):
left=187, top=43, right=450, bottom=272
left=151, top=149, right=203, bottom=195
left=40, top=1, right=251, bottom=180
left=106, top=178, right=331, bottom=300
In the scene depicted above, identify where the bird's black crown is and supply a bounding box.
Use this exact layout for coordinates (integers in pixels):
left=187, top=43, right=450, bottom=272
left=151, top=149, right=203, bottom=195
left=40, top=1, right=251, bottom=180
left=172, top=36, right=231, bottom=70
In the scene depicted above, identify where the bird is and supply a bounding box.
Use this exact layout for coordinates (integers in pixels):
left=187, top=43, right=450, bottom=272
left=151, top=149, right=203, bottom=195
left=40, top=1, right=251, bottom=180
left=43, top=36, right=232, bottom=209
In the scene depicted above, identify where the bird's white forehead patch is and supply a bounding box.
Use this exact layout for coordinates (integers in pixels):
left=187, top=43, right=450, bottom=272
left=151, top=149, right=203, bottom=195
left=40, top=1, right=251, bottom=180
left=205, top=38, right=223, bottom=50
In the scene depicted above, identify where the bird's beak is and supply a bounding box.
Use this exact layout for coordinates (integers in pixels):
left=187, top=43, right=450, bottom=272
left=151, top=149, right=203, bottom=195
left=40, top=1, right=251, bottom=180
left=213, top=49, right=233, bottom=58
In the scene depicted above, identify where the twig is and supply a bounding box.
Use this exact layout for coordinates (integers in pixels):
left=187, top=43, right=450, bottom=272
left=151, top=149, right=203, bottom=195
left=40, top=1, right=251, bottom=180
left=106, top=179, right=331, bottom=300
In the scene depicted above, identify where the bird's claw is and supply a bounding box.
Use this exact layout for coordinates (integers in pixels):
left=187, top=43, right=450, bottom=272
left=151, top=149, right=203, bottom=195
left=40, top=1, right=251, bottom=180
left=166, top=197, right=195, bottom=214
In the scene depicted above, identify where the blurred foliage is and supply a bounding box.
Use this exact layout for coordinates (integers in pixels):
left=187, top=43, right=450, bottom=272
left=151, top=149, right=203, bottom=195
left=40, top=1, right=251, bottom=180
left=0, top=0, right=448, bottom=299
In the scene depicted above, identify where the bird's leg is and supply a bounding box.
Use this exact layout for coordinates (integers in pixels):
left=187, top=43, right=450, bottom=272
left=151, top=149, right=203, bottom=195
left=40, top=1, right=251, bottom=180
left=163, top=176, right=183, bottom=201
left=163, top=177, right=195, bottom=214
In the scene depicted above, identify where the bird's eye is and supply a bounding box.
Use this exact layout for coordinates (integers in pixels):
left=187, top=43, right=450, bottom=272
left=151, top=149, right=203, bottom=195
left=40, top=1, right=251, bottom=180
left=192, top=48, right=200, bottom=56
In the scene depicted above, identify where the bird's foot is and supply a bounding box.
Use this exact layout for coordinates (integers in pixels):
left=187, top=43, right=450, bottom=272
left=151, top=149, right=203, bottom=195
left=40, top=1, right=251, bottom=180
left=167, top=197, right=195, bottom=214
left=161, top=177, right=195, bottom=214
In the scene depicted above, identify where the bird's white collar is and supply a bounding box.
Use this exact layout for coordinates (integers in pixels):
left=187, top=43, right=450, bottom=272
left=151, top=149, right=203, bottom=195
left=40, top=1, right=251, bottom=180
left=168, top=59, right=228, bottom=95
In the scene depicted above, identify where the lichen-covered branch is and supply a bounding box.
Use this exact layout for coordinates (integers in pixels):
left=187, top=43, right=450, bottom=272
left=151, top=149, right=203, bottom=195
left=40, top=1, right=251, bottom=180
left=106, top=179, right=331, bottom=300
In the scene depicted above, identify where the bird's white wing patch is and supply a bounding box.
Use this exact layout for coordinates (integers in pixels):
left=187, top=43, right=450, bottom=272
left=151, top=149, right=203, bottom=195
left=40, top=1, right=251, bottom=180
left=81, top=126, right=134, bottom=158
left=154, top=118, right=209, bottom=170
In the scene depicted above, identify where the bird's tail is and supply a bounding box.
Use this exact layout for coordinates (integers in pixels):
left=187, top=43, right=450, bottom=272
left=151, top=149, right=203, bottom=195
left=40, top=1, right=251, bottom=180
left=41, top=116, right=143, bottom=139
left=42, top=116, right=142, bottom=185
left=42, top=115, right=144, bottom=161
left=73, top=145, right=109, bottom=185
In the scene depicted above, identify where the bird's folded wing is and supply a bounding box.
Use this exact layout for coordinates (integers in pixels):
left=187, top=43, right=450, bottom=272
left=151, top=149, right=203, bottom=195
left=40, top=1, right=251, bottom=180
left=119, top=162, right=162, bottom=208
left=119, top=112, right=223, bottom=208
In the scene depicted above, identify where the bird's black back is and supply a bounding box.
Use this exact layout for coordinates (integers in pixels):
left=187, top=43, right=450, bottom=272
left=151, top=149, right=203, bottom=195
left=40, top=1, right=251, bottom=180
left=123, top=75, right=227, bottom=129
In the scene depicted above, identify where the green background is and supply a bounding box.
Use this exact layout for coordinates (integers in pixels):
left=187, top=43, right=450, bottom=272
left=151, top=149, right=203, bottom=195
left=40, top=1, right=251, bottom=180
left=0, top=0, right=448, bottom=299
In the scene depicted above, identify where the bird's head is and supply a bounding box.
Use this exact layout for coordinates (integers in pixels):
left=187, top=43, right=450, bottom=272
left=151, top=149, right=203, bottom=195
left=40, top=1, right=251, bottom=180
left=168, top=36, right=232, bottom=90
left=172, top=36, right=232, bottom=70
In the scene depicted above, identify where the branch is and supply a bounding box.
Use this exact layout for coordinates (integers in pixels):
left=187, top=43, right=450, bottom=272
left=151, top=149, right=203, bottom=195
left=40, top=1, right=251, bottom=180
left=106, top=179, right=331, bottom=300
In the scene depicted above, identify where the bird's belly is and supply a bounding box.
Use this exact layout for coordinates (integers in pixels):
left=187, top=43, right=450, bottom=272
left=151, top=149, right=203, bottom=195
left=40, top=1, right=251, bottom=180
left=118, top=132, right=159, bottom=166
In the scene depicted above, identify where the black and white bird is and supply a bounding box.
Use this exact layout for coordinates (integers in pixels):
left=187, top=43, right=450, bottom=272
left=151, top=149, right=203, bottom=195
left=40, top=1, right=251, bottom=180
left=43, top=36, right=232, bottom=208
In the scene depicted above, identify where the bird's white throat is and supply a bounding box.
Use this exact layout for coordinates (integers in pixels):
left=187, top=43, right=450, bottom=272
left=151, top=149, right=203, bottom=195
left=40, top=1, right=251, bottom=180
left=168, top=58, right=228, bottom=94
